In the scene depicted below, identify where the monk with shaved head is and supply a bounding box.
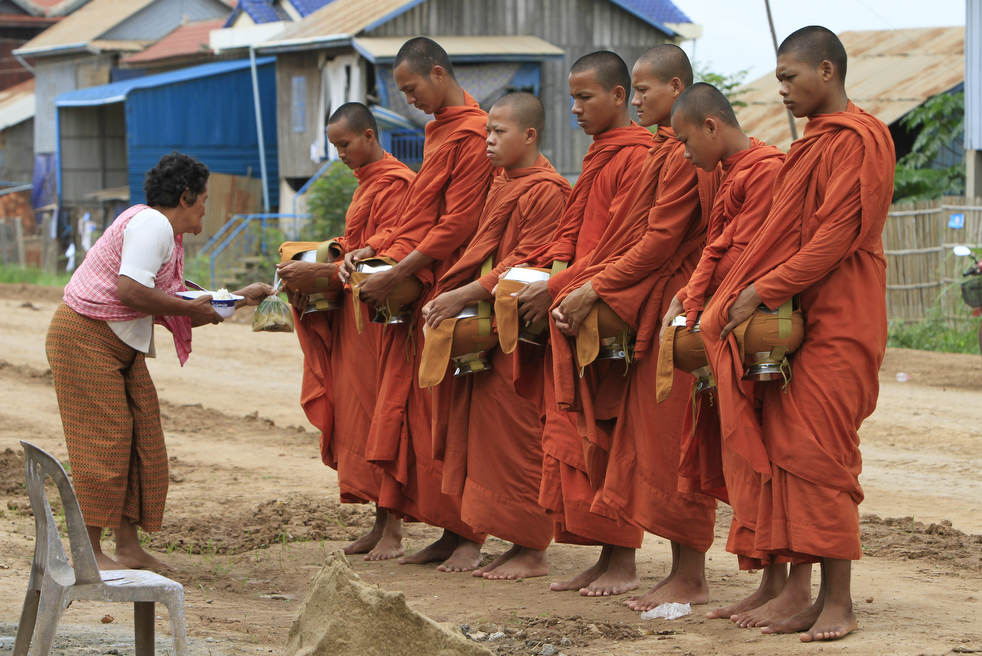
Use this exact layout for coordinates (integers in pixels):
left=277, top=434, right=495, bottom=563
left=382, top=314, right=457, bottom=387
left=700, top=26, right=895, bottom=642
left=339, top=37, right=495, bottom=572
left=548, top=43, right=719, bottom=605
left=655, top=82, right=788, bottom=623
left=417, top=92, right=570, bottom=580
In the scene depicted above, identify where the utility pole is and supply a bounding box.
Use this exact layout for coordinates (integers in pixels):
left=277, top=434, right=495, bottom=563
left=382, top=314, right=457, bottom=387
left=765, top=0, right=798, bottom=141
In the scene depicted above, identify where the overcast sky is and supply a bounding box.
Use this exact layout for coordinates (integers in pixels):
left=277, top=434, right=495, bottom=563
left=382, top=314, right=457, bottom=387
left=676, top=0, right=966, bottom=83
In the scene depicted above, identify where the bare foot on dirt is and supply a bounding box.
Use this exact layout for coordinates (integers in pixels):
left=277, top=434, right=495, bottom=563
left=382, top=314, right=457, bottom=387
left=94, top=552, right=126, bottom=570
left=399, top=531, right=457, bottom=565
left=343, top=527, right=383, bottom=555
left=550, top=553, right=608, bottom=592
left=761, top=598, right=822, bottom=635
left=114, top=545, right=169, bottom=572
left=799, top=602, right=858, bottom=642
left=482, top=547, right=548, bottom=580
left=735, top=563, right=812, bottom=628
left=625, top=574, right=709, bottom=611
left=706, top=563, right=787, bottom=619
left=364, top=511, right=404, bottom=561
left=436, top=539, right=482, bottom=573
left=473, top=545, right=516, bottom=577
left=580, top=546, right=638, bottom=597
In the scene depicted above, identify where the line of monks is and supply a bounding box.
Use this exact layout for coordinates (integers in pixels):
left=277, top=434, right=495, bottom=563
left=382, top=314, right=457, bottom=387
left=275, top=25, right=895, bottom=643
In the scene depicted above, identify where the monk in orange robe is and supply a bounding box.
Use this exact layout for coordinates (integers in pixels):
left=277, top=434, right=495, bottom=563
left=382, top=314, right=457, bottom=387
left=700, top=27, right=895, bottom=642
left=510, top=51, right=651, bottom=596
left=655, top=83, right=788, bottom=620
left=277, top=103, right=414, bottom=561
left=340, top=37, right=494, bottom=571
left=550, top=45, right=717, bottom=605
left=418, top=92, right=571, bottom=580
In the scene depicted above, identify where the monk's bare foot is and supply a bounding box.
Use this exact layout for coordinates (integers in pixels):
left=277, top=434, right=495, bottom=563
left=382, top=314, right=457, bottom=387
left=473, top=545, right=519, bottom=577
left=734, top=581, right=811, bottom=629
left=626, top=575, right=709, bottom=611
left=344, top=527, right=382, bottom=555
left=114, top=545, right=169, bottom=572
left=94, top=552, right=125, bottom=570
left=365, top=533, right=404, bottom=561
left=707, top=564, right=787, bottom=619
left=799, top=602, right=858, bottom=642
left=761, top=598, right=822, bottom=635
left=399, top=531, right=457, bottom=565
left=580, top=546, right=638, bottom=597
left=436, top=539, right=482, bottom=572
left=483, top=547, right=548, bottom=580
left=550, top=555, right=607, bottom=592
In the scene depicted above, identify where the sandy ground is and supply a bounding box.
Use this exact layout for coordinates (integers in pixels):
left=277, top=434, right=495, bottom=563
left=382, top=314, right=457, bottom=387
left=0, top=282, right=980, bottom=656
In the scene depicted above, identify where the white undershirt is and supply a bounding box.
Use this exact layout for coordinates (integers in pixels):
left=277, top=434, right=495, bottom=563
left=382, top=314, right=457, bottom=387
left=108, top=208, right=175, bottom=355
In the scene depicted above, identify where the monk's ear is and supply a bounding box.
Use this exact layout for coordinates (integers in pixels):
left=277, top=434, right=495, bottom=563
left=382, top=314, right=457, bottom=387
left=364, top=128, right=377, bottom=144
left=612, top=84, right=628, bottom=105
left=431, top=65, right=448, bottom=84
left=525, top=126, right=538, bottom=146
left=818, top=59, right=835, bottom=83
left=704, top=116, right=719, bottom=137
left=671, top=76, right=685, bottom=97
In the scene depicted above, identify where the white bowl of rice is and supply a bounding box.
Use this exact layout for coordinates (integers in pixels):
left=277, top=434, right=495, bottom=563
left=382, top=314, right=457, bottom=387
left=177, top=289, right=243, bottom=318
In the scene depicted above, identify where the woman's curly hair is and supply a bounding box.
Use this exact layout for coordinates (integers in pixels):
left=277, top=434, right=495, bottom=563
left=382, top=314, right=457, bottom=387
left=143, top=152, right=210, bottom=208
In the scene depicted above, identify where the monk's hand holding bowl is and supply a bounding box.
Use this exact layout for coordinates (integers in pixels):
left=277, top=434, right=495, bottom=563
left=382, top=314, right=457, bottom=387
left=423, top=290, right=467, bottom=328
left=720, top=283, right=762, bottom=339
left=660, top=294, right=684, bottom=341
left=340, top=246, right=375, bottom=284
left=285, top=287, right=308, bottom=310
left=357, top=268, right=399, bottom=306
left=516, top=280, right=552, bottom=326
left=554, top=280, right=598, bottom=336
left=276, top=260, right=325, bottom=294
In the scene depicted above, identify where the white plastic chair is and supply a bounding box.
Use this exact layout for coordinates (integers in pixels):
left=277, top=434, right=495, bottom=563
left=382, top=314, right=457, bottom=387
left=13, top=441, right=188, bottom=656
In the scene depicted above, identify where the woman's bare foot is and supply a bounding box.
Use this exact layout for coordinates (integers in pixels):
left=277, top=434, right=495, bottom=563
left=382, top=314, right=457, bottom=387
left=94, top=551, right=125, bottom=570
left=364, top=510, right=404, bottom=561
left=580, top=546, right=638, bottom=597
left=399, top=530, right=457, bottom=565
left=550, top=548, right=609, bottom=592
left=799, top=602, right=858, bottom=642
left=483, top=547, right=548, bottom=580
left=626, top=574, right=709, bottom=611
left=114, top=544, right=169, bottom=572
left=436, top=539, right=483, bottom=572
left=706, top=563, right=787, bottom=619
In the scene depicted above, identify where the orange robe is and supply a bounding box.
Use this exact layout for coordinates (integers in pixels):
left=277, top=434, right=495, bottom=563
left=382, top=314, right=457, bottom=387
left=365, top=92, right=494, bottom=540
left=292, top=153, right=414, bottom=503
left=529, top=123, right=655, bottom=548
left=428, top=155, right=570, bottom=550
left=551, top=129, right=718, bottom=553
left=675, top=140, right=785, bottom=508
left=700, top=103, right=895, bottom=566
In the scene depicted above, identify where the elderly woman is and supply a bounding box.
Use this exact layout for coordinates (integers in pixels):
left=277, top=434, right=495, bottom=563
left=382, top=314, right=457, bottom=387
left=45, top=152, right=270, bottom=571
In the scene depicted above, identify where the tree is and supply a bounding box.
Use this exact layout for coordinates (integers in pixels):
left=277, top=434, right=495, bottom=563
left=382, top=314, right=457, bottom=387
left=893, top=91, right=965, bottom=202
left=303, top=161, right=359, bottom=240
left=694, top=64, right=749, bottom=108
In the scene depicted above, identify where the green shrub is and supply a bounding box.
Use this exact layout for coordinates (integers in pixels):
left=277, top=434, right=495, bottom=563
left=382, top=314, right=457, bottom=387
left=888, top=306, right=981, bottom=354
left=0, top=265, right=72, bottom=287
left=303, top=161, right=358, bottom=241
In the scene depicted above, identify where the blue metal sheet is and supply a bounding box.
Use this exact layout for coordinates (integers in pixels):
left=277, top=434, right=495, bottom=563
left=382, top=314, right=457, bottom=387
left=606, top=0, right=689, bottom=36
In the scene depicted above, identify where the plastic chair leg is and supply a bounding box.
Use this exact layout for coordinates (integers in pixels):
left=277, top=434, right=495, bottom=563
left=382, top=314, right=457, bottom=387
left=28, top=579, right=67, bottom=656
left=12, top=588, right=40, bottom=656
left=164, top=594, right=189, bottom=656
left=134, top=601, right=155, bottom=656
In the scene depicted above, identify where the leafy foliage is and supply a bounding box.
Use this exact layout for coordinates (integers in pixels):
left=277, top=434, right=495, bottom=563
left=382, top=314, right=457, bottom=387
left=893, top=91, right=965, bottom=202
left=887, top=283, right=981, bottom=354
left=303, top=161, right=359, bottom=241
left=694, top=64, right=749, bottom=108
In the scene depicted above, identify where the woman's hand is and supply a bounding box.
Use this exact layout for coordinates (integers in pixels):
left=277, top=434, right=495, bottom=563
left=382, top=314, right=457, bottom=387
left=516, top=280, right=552, bottom=326
left=340, top=246, right=376, bottom=284
left=720, top=284, right=762, bottom=338
left=422, top=290, right=467, bottom=328
left=660, top=294, right=684, bottom=341
left=552, top=281, right=598, bottom=336
left=233, top=282, right=275, bottom=307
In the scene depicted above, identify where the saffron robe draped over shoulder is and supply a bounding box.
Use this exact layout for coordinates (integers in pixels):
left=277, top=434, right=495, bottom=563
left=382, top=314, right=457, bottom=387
left=365, top=92, right=495, bottom=540
left=291, top=153, right=414, bottom=504
left=700, top=103, right=895, bottom=565
left=428, top=155, right=570, bottom=550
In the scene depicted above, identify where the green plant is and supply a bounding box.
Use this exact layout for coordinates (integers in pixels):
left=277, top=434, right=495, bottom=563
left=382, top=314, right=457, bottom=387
left=888, top=293, right=981, bottom=354
left=694, top=64, right=750, bottom=108
left=303, top=161, right=359, bottom=241
left=893, top=91, right=965, bottom=202
left=0, top=265, right=72, bottom=287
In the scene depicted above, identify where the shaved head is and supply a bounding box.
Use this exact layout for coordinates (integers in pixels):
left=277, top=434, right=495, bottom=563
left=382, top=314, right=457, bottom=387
left=491, top=92, right=545, bottom=141
left=671, top=82, right=739, bottom=128
left=395, top=36, right=456, bottom=79
left=327, top=102, right=378, bottom=134
left=636, top=43, right=693, bottom=87
left=570, top=50, right=631, bottom=93
left=778, top=25, right=847, bottom=81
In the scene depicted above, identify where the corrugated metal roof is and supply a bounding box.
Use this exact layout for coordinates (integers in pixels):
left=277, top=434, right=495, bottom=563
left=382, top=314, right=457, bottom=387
left=0, top=78, right=35, bottom=131
left=608, top=0, right=690, bottom=36
left=55, top=56, right=274, bottom=106
left=240, top=0, right=286, bottom=24
left=735, top=26, right=964, bottom=151
left=266, top=0, right=422, bottom=46
left=289, top=0, right=333, bottom=18
left=14, top=0, right=153, bottom=55
left=121, top=18, right=225, bottom=65
left=353, top=35, right=564, bottom=63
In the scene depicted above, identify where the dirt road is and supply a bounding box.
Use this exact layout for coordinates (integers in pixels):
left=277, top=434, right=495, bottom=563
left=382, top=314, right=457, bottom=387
left=1, top=284, right=979, bottom=655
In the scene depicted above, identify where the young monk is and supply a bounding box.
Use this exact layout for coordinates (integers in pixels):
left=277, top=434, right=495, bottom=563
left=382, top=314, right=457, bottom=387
left=549, top=44, right=717, bottom=608
left=277, top=103, right=414, bottom=561
left=699, top=26, right=895, bottom=642
left=657, top=83, right=788, bottom=620
left=512, top=51, right=652, bottom=596
left=339, top=37, right=494, bottom=572
left=418, top=92, right=571, bottom=580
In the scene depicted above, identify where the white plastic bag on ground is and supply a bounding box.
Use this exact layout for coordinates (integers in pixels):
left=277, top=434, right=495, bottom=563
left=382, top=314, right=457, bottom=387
left=640, top=601, right=691, bottom=620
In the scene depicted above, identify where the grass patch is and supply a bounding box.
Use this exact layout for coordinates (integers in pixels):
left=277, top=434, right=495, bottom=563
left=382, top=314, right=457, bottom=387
left=0, top=265, right=71, bottom=287
left=888, top=311, right=981, bottom=354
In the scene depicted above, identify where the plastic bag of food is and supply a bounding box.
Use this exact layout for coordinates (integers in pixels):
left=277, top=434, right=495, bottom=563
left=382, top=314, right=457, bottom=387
left=252, top=293, right=294, bottom=332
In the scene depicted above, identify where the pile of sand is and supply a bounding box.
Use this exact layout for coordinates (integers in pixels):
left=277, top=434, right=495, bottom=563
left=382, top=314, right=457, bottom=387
left=285, top=551, right=491, bottom=656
